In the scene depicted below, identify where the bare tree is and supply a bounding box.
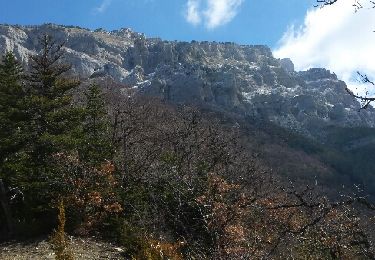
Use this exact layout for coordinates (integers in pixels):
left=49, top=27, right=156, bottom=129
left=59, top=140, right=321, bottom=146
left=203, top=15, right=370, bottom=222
left=316, top=0, right=374, bottom=11
left=104, top=94, right=375, bottom=258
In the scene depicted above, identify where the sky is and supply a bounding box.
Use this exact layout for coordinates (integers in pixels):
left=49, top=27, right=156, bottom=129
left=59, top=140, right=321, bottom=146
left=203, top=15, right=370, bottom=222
left=1, top=0, right=314, bottom=46
left=1, top=0, right=375, bottom=94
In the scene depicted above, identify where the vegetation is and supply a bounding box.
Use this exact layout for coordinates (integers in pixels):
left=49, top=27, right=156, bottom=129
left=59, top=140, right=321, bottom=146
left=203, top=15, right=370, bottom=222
left=0, top=36, right=374, bottom=259
left=50, top=199, right=74, bottom=260
left=77, top=83, right=113, bottom=166
left=0, top=52, right=26, bottom=165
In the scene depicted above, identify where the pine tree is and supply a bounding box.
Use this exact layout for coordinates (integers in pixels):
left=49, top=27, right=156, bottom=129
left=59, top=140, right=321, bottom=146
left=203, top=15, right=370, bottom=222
left=11, top=35, right=83, bottom=231
left=0, top=52, right=27, bottom=179
left=26, top=34, right=81, bottom=163
left=78, top=83, right=113, bottom=166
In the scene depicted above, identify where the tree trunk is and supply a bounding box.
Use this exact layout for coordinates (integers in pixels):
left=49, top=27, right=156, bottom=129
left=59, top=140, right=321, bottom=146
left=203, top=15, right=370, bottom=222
left=0, top=179, right=13, bottom=237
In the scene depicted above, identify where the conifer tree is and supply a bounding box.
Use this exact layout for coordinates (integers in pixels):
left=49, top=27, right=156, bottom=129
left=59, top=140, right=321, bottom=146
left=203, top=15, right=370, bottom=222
left=78, top=83, right=113, bottom=166
left=13, top=35, right=82, bottom=230
left=26, top=34, right=81, bottom=163
left=0, top=52, right=27, bottom=179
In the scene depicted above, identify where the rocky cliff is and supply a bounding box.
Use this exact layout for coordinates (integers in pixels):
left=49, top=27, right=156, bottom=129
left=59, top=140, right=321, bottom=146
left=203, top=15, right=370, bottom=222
left=1, top=23, right=374, bottom=140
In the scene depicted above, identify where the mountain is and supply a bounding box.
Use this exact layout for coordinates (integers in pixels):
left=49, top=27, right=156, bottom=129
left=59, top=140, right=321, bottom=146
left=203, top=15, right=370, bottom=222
left=2, top=23, right=375, bottom=197
left=1, top=23, right=375, bottom=141
left=3, top=23, right=375, bottom=259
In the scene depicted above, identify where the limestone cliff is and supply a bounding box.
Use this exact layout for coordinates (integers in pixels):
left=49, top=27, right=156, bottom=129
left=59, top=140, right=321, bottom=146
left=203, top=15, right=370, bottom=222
left=1, top=23, right=374, bottom=140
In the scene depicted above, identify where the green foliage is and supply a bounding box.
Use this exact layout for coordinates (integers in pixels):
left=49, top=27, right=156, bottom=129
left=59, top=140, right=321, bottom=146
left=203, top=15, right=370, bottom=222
left=0, top=41, right=119, bottom=240
left=0, top=36, right=85, bottom=236
left=8, top=35, right=82, bottom=232
left=112, top=220, right=147, bottom=258
left=77, top=83, right=113, bottom=166
left=0, top=52, right=27, bottom=180
left=25, top=34, right=81, bottom=162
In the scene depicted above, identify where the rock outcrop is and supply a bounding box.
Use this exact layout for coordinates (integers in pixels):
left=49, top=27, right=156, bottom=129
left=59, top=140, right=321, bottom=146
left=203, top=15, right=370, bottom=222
left=1, top=23, right=374, bottom=140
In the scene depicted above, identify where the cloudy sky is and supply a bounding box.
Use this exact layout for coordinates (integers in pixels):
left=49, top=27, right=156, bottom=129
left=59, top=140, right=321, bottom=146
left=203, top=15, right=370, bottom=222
left=274, top=0, right=375, bottom=95
left=1, top=0, right=375, bottom=92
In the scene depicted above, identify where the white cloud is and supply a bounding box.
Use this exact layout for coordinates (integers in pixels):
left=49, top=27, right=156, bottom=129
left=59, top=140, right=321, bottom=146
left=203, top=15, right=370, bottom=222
left=186, top=0, right=202, bottom=26
left=204, top=0, right=244, bottom=29
left=274, top=1, right=375, bottom=95
left=184, top=0, right=244, bottom=29
left=93, top=0, right=112, bottom=14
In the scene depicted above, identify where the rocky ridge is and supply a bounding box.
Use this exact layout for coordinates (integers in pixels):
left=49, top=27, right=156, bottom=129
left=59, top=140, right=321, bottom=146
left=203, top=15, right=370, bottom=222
left=1, top=23, right=374, bottom=140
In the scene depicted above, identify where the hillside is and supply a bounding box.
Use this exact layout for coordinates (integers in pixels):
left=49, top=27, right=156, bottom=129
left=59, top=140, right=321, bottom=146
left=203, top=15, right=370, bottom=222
left=1, top=23, right=375, bottom=259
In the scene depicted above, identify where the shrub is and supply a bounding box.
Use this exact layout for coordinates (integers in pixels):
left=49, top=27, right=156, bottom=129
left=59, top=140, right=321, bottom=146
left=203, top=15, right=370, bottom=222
left=50, top=199, right=74, bottom=260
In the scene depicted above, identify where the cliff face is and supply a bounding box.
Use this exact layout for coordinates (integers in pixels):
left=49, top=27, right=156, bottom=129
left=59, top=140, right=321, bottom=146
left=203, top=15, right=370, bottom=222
left=1, top=23, right=374, bottom=140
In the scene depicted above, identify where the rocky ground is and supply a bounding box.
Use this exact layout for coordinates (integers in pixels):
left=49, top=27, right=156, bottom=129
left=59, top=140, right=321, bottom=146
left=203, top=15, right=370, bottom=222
left=0, top=236, right=125, bottom=259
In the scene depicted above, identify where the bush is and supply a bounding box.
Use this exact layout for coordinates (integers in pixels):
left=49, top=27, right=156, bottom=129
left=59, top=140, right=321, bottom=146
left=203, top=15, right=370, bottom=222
left=50, top=199, right=74, bottom=260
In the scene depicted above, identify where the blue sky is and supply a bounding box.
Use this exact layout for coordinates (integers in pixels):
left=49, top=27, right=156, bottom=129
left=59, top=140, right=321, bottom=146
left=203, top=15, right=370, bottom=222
left=1, top=0, right=315, bottom=48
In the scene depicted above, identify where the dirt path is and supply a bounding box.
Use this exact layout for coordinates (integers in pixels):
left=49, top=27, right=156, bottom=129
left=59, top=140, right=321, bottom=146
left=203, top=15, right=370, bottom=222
left=0, top=236, right=125, bottom=259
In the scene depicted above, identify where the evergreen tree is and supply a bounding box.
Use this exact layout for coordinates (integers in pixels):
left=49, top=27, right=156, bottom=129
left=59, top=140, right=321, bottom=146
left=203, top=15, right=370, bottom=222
left=10, top=35, right=83, bottom=232
left=26, top=34, right=81, bottom=163
left=0, top=52, right=27, bottom=180
left=78, top=83, right=113, bottom=166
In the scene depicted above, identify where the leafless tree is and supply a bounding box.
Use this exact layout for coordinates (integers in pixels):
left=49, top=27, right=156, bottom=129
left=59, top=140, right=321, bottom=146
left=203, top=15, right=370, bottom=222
left=104, top=94, right=375, bottom=258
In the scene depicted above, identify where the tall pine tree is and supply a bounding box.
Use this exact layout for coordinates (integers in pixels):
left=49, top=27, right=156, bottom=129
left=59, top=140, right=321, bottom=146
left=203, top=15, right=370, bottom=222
left=26, top=34, right=81, bottom=163
left=0, top=52, right=27, bottom=181
left=14, top=35, right=83, bottom=231
left=78, top=83, right=113, bottom=166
